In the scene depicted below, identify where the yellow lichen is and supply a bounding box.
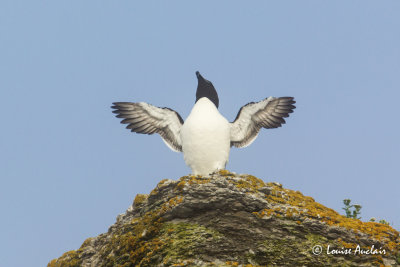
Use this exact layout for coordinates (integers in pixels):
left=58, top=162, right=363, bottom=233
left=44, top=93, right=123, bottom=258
left=233, top=175, right=265, bottom=192
left=170, top=259, right=195, bottom=266
left=175, top=180, right=186, bottom=191
left=164, top=196, right=183, bottom=211
left=79, top=237, right=93, bottom=249
left=188, top=176, right=210, bottom=185
left=133, top=194, right=148, bottom=206
left=257, top=182, right=400, bottom=253
left=150, top=179, right=170, bottom=195
left=177, top=175, right=211, bottom=189
left=219, top=169, right=234, bottom=176
left=108, top=207, right=167, bottom=265
left=337, top=238, right=358, bottom=250
left=158, top=179, right=170, bottom=186
left=93, top=178, right=191, bottom=266
left=47, top=250, right=81, bottom=267
left=171, top=263, right=185, bottom=267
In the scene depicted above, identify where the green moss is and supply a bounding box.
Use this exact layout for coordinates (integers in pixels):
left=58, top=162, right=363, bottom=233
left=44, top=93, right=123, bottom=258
left=260, top=239, right=297, bottom=263
left=62, top=194, right=183, bottom=266
left=99, top=220, right=222, bottom=266
left=103, top=209, right=167, bottom=266
left=305, top=233, right=328, bottom=245
left=160, top=222, right=222, bottom=263
left=252, top=234, right=346, bottom=266
left=78, top=193, right=214, bottom=266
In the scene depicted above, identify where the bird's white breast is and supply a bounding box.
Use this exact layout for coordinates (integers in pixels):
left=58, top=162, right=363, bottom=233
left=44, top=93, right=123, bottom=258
left=180, top=98, right=230, bottom=175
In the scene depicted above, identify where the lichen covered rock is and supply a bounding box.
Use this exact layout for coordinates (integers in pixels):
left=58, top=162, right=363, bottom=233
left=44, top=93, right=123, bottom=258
left=48, top=171, right=400, bottom=266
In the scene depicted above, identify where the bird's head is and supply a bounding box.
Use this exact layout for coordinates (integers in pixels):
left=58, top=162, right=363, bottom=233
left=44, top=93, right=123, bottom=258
left=195, top=71, right=219, bottom=108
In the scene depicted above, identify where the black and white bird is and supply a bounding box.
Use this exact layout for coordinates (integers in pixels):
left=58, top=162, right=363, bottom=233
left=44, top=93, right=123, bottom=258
left=112, top=72, right=296, bottom=175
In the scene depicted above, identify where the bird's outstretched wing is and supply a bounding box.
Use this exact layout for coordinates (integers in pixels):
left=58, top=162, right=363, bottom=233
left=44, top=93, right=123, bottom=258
left=111, top=102, right=184, bottom=152
left=230, top=97, right=296, bottom=148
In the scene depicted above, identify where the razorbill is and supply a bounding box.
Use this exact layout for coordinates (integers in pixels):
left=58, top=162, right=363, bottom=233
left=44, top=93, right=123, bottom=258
left=112, top=71, right=296, bottom=175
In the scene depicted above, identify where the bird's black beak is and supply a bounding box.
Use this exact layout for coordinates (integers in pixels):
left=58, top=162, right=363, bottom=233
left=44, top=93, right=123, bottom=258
left=196, top=71, right=203, bottom=80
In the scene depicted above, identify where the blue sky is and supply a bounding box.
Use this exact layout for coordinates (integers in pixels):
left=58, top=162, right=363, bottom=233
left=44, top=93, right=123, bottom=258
left=1, top=1, right=399, bottom=266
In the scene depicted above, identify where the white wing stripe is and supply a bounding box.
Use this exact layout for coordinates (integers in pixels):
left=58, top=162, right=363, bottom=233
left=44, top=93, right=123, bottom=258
left=112, top=102, right=184, bottom=152
left=230, top=97, right=295, bottom=148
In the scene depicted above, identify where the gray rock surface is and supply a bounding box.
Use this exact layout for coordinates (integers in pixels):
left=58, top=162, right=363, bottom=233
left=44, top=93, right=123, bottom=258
left=48, top=171, right=400, bottom=267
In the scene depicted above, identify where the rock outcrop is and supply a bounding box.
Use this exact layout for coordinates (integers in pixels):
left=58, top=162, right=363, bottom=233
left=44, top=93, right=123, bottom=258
left=48, top=171, right=400, bottom=266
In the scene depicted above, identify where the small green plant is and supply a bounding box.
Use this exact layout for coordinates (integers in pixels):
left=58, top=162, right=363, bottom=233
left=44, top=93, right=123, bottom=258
left=378, top=219, right=390, bottom=225
left=342, top=199, right=362, bottom=219
left=369, top=217, right=390, bottom=225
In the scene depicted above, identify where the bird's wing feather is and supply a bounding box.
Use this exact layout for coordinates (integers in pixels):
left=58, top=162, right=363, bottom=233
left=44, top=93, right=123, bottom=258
left=111, top=102, right=184, bottom=152
left=230, top=97, right=296, bottom=148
